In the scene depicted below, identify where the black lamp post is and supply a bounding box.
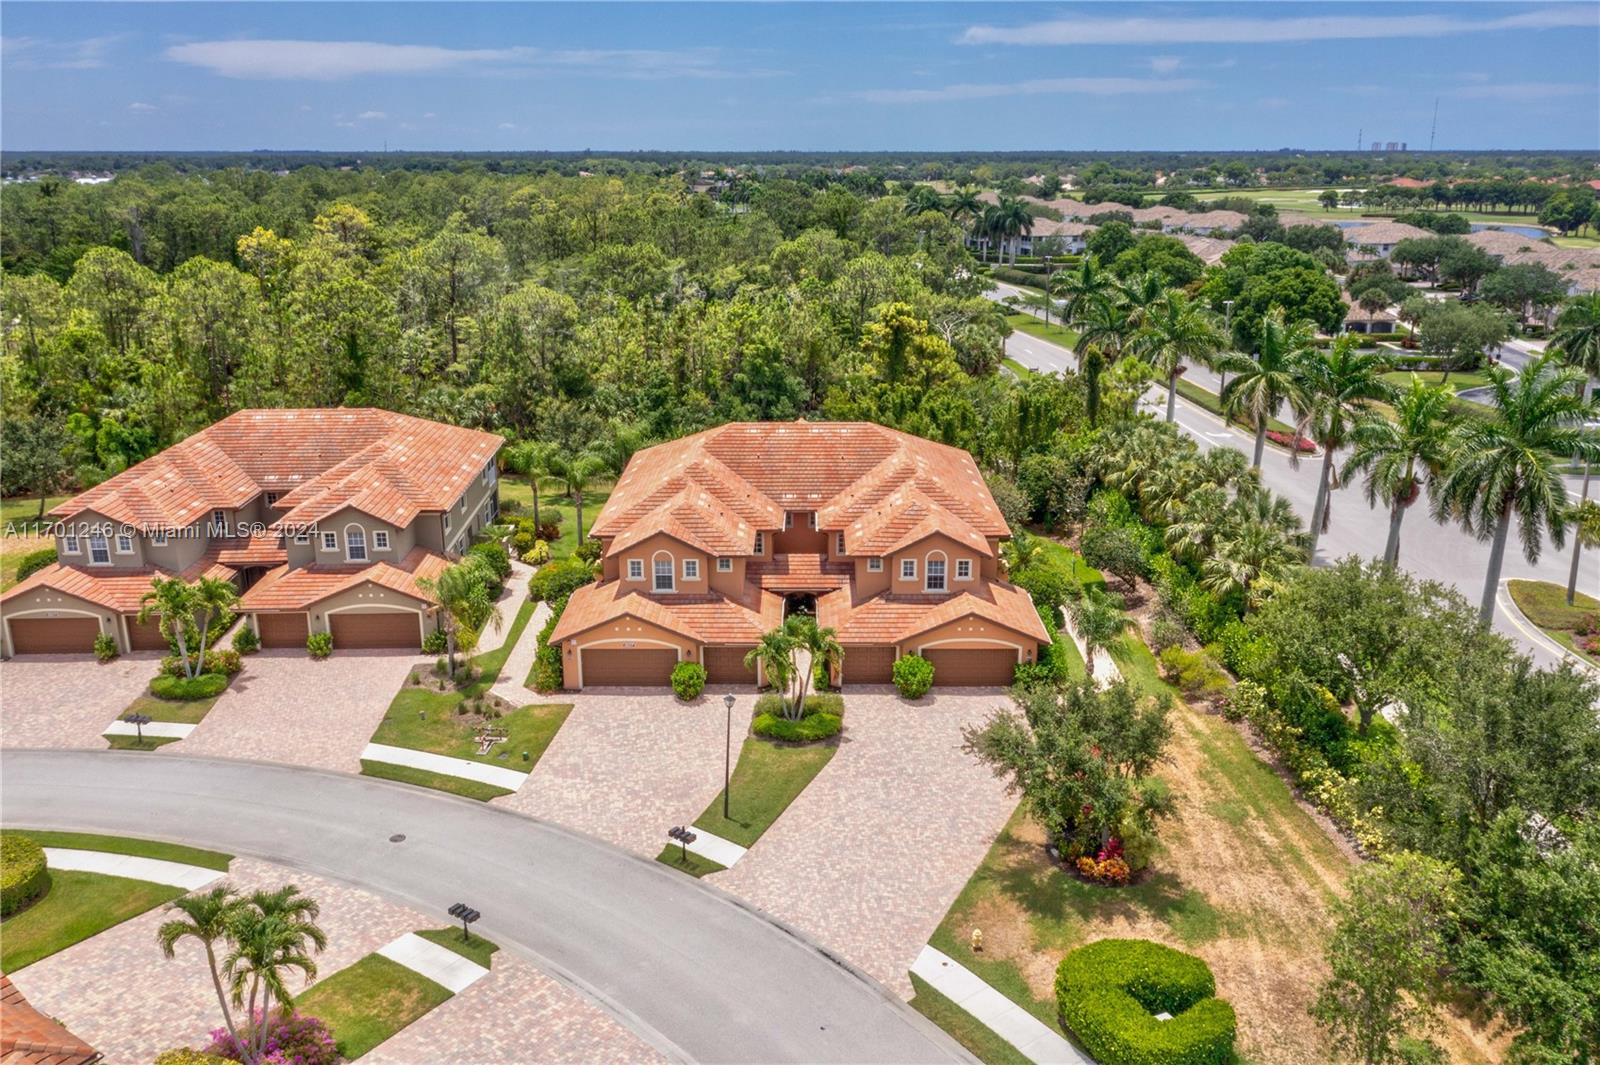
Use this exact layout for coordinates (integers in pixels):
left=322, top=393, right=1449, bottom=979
left=122, top=712, right=152, bottom=746
left=722, top=693, right=735, bottom=819
left=447, top=902, right=480, bottom=943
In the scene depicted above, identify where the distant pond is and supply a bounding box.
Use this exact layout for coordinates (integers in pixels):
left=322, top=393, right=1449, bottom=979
left=1327, top=219, right=1550, bottom=240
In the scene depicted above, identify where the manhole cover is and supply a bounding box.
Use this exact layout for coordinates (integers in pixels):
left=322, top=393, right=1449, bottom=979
left=389, top=833, right=406, bottom=843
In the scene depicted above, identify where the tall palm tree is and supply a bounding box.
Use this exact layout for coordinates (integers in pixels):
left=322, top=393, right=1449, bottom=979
left=1052, top=257, right=1116, bottom=326
left=744, top=629, right=795, bottom=707
left=1550, top=291, right=1600, bottom=534
left=1217, top=307, right=1317, bottom=469
left=781, top=614, right=843, bottom=715
left=1069, top=586, right=1133, bottom=676
left=946, top=186, right=983, bottom=226
left=158, top=885, right=246, bottom=1045
left=1117, top=271, right=1169, bottom=331
left=1566, top=497, right=1600, bottom=606
left=903, top=184, right=946, bottom=218
left=1343, top=376, right=1456, bottom=567
left=545, top=450, right=608, bottom=545
left=223, top=885, right=327, bottom=1064
left=418, top=562, right=501, bottom=676
left=139, top=577, right=200, bottom=678
left=503, top=439, right=556, bottom=534
left=1292, top=337, right=1397, bottom=559
left=1432, top=354, right=1600, bottom=624
left=1133, top=290, right=1229, bottom=423
left=991, top=195, right=1032, bottom=264
left=191, top=575, right=239, bottom=670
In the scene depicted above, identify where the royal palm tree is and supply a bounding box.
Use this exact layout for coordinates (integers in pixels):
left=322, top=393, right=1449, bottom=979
left=1133, top=290, right=1229, bottom=423
left=1052, top=257, right=1116, bottom=326
left=903, top=184, right=946, bottom=218
left=1217, top=307, right=1317, bottom=469
left=191, top=575, right=239, bottom=670
left=744, top=628, right=796, bottom=709
left=946, top=186, right=983, bottom=226
left=1432, top=354, right=1600, bottom=624
left=418, top=562, right=501, bottom=677
left=223, top=886, right=327, bottom=1064
left=139, top=577, right=200, bottom=678
left=545, top=450, right=608, bottom=545
left=1292, top=336, right=1396, bottom=559
left=1069, top=586, right=1133, bottom=676
left=158, top=885, right=247, bottom=1045
left=1550, top=291, right=1600, bottom=380
left=1117, top=271, right=1169, bottom=331
left=503, top=439, right=556, bottom=534
left=990, top=195, right=1033, bottom=264
left=781, top=614, right=843, bottom=715
left=1566, top=497, right=1600, bottom=606
left=1343, top=377, right=1455, bottom=566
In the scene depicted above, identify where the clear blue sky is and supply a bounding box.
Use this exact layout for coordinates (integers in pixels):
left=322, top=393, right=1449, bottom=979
left=4, top=2, right=1597, bottom=151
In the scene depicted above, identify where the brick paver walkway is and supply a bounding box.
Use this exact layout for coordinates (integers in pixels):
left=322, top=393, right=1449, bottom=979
left=710, top=687, right=1018, bottom=999
left=0, top=654, right=162, bottom=749
left=494, top=691, right=731, bottom=857
left=491, top=599, right=551, bottom=705
left=477, top=560, right=533, bottom=658
left=173, top=649, right=421, bottom=772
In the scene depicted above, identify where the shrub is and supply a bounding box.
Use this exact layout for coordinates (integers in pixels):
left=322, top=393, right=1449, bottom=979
left=462, top=553, right=505, bottom=600
left=892, top=654, right=935, bottom=698
left=231, top=625, right=260, bottom=654
left=422, top=629, right=448, bottom=654
left=206, top=1010, right=337, bottom=1065
left=0, top=833, right=50, bottom=917
left=1266, top=429, right=1317, bottom=454
left=15, top=546, right=57, bottom=582
left=93, top=632, right=118, bottom=662
left=1055, top=939, right=1237, bottom=1065
left=671, top=661, right=706, bottom=701
left=530, top=595, right=568, bottom=692
left=529, top=557, right=596, bottom=602
left=151, top=672, right=229, bottom=701
left=574, top=535, right=603, bottom=563
left=153, top=1050, right=230, bottom=1065
left=526, top=539, right=552, bottom=565
left=162, top=649, right=242, bottom=677
left=467, top=540, right=512, bottom=582
left=1148, top=614, right=1186, bottom=654
left=307, top=632, right=333, bottom=659
left=510, top=530, right=537, bottom=558
left=1158, top=646, right=1231, bottom=702
left=751, top=693, right=845, bottom=742
left=535, top=519, right=561, bottom=543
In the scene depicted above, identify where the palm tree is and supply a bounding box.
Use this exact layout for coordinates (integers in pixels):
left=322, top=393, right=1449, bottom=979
left=1201, top=517, right=1305, bottom=606
left=419, top=562, right=501, bottom=677
left=781, top=614, right=843, bottom=715
left=223, top=885, right=327, bottom=1064
left=744, top=629, right=796, bottom=708
left=545, top=450, right=608, bottom=545
left=1292, top=336, right=1397, bottom=559
left=1133, top=290, right=1229, bottom=423
left=1069, top=587, right=1133, bottom=675
left=158, top=885, right=246, bottom=1045
left=1550, top=292, right=1600, bottom=380
left=503, top=439, right=556, bottom=534
left=990, top=195, right=1032, bottom=264
left=1217, top=307, right=1317, bottom=469
left=1001, top=527, right=1044, bottom=574
left=946, top=186, right=982, bottom=226
left=1052, top=257, right=1116, bottom=326
left=1566, top=497, right=1600, bottom=606
left=1163, top=483, right=1232, bottom=564
left=1432, top=354, right=1600, bottom=624
left=1117, top=271, right=1168, bottom=331
left=139, top=577, right=200, bottom=678
left=1343, top=377, right=1456, bottom=566
left=903, top=184, right=945, bottom=218
left=191, top=575, right=239, bottom=671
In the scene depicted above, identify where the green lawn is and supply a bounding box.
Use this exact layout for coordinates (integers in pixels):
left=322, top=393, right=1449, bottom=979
left=12, top=830, right=233, bottom=870
left=496, top=481, right=614, bottom=559
left=106, top=734, right=183, bottom=751
left=1174, top=378, right=1298, bottom=437
left=909, top=972, right=1034, bottom=1065
left=1004, top=311, right=1079, bottom=350
left=294, top=954, right=452, bottom=1060
left=1030, top=540, right=1164, bottom=695
left=0, top=493, right=67, bottom=590
left=1379, top=369, right=1493, bottom=393
left=118, top=691, right=224, bottom=725
left=357, top=760, right=513, bottom=802
left=653, top=846, right=726, bottom=878
left=691, top=736, right=837, bottom=848
left=416, top=928, right=499, bottom=969
left=0, top=870, right=183, bottom=971
left=1002, top=358, right=1044, bottom=382
left=1508, top=579, right=1600, bottom=667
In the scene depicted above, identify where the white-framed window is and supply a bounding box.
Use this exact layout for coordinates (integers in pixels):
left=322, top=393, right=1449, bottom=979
left=265, top=492, right=280, bottom=506
left=115, top=533, right=134, bottom=554
left=481, top=497, right=496, bottom=525
left=836, top=533, right=846, bottom=554
left=321, top=531, right=339, bottom=552
left=62, top=533, right=80, bottom=555
left=210, top=509, right=227, bottom=533
left=294, top=531, right=309, bottom=545
left=346, top=526, right=367, bottom=562
left=683, top=558, right=699, bottom=580
left=956, top=559, right=973, bottom=580
left=717, top=557, right=732, bottom=572
left=151, top=529, right=168, bottom=547
left=808, top=512, right=817, bottom=529
left=926, top=558, right=947, bottom=592
left=627, top=558, right=644, bottom=580
left=373, top=530, right=390, bottom=551
left=868, top=557, right=882, bottom=572
left=88, top=533, right=111, bottom=565
left=900, top=558, right=916, bottom=580
left=753, top=532, right=765, bottom=555
left=653, top=558, right=674, bottom=593
left=783, top=512, right=793, bottom=530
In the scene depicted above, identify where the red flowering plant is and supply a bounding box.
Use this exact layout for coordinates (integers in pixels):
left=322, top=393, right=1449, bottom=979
left=1265, top=429, right=1317, bottom=454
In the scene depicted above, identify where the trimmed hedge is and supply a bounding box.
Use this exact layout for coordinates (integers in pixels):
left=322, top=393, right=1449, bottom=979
left=15, top=546, right=57, bottom=583
left=671, top=661, right=706, bottom=701
left=1055, top=939, right=1236, bottom=1065
left=0, top=832, right=50, bottom=917
left=892, top=654, right=935, bottom=699
left=752, top=692, right=844, bottom=742
left=151, top=671, right=229, bottom=701
left=529, top=594, right=568, bottom=692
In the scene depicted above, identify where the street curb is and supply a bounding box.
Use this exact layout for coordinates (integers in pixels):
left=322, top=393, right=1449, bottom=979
left=1497, top=580, right=1600, bottom=677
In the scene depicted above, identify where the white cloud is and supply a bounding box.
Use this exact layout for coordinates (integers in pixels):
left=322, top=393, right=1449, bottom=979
left=1147, top=55, right=1182, bottom=74
left=1450, top=82, right=1594, bottom=101
left=162, top=39, right=763, bottom=81
left=857, top=76, right=1205, bottom=104
left=960, top=6, right=1597, bottom=46
left=2, top=33, right=121, bottom=70
left=497, top=121, right=517, bottom=129
left=422, top=112, right=437, bottom=119
left=127, top=101, right=158, bottom=113
left=356, top=110, right=387, bottom=120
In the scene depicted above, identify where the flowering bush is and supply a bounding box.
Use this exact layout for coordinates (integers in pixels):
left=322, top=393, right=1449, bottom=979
left=1075, top=839, right=1132, bottom=885
left=162, top=649, right=242, bottom=677
left=206, top=1010, right=337, bottom=1065
left=1264, top=429, right=1316, bottom=454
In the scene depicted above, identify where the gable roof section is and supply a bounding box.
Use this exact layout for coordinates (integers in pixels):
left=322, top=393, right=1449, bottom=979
left=0, top=563, right=169, bottom=614
left=1343, top=221, right=1432, bottom=246
left=548, top=579, right=780, bottom=645
left=818, top=581, right=1050, bottom=645
left=238, top=546, right=448, bottom=612
left=1, top=974, right=99, bottom=1065
left=51, top=409, right=502, bottom=532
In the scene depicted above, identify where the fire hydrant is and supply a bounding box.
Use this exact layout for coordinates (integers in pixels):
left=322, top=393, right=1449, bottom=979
left=970, top=928, right=984, bottom=953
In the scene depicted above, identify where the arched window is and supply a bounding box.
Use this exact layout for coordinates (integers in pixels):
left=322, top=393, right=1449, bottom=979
left=924, top=550, right=947, bottom=592
left=345, top=524, right=368, bottom=562
left=652, top=550, right=675, bottom=592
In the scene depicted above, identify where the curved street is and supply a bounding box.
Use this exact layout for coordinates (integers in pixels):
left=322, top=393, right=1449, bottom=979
left=0, top=749, right=969, bottom=1065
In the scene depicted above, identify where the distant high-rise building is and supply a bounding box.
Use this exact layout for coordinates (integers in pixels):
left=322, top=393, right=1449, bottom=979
left=1386, top=141, right=1400, bottom=151
left=1371, top=142, right=1383, bottom=151
left=1400, top=142, right=1408, bottom=151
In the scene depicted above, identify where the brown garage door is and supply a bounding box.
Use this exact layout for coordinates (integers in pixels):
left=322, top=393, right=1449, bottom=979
left=329, top=611, right=421, bottom=650
left=581, top=647, right=679, bottom=687
left=841, top=644, right=895, bottom=685
left=257, top=612, right=309, bottom=648
left=924, top=647, right=1020, bottom=687
left=125, top=615, right=169, bottom=651
left=9, top=617, right=100, bottom=655
left=704, top=645, right=756, bottom=686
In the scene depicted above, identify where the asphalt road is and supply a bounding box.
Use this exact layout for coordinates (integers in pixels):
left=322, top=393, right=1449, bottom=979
left=0, top=750, right=969, bottom=1065
left=987, top=287, right=1599, bottom=667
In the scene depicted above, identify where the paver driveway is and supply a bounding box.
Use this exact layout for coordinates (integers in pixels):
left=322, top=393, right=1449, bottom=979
left=0, top=654, right=162, bottom=749
left=11, top=857, right=661, bottom=1065
left=711, top=686, right=1019, bottom=999
left=494, top=690, right=730, bottom=858
left=174, top=649, right=422, bottom=772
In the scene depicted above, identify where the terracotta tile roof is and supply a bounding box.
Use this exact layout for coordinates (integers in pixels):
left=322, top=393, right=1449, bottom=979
left=747, top=553, right=853, bottom=592
left=238, top=547, right=448, bottom=611
left=0, top=975, right=99, bottom=1065
left=818, top=581, right=1050, bottom=645
left=51, top=408, right=502, bottom=532
left=591, top=422, right=1009, bottom=562
left=1343, top=221, right=1433, bottom=246
left=548, top=580, right=780, bottom=646
left=1172, top=232, right=1235, bottom=265
left=0, top=563, right=166, bottom=614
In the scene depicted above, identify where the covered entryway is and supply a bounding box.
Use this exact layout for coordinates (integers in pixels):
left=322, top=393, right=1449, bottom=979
left=125, top=615, right=169, bottom=652
left=329, top=610, right=421, bottom=650
left=704, top=645, right=757, bottom=686
left=9, top=616, right=100, bottom=655
left=923, top=647, right=1019, bottom=687
left=257, top=612, right=309, bottom=648
left=581, top=646, right=678, bottom=687
left=841, top=644, right=895, bottom=685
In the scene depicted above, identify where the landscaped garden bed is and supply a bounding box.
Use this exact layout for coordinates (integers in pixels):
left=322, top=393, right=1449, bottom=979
left=1507, top=578, right=1600, bottom=666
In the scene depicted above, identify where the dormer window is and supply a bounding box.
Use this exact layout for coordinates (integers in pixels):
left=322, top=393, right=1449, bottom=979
left=115, top=533, right=134, bottom=554
left=783, top=513, right=793, bottom=530
left=373, top=530, right=390, bottom=551
left=628, top=559, right=644, bottom=580
left=88, top=533, right=110, bottom=565
left=265, top=492, right=280, bottom=507
left=321, top=531, right=338, bottom=552
left=62, top=534, right=80, bottom=555
left=683, top=558, right=699, bottom=580
left=956, top=559, right=972, bottom=580
left=717, top=557, right=732, bottom=572
left=151, top=529, right=168, bottom=547
left=210, top=509, right=227, bottom=533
